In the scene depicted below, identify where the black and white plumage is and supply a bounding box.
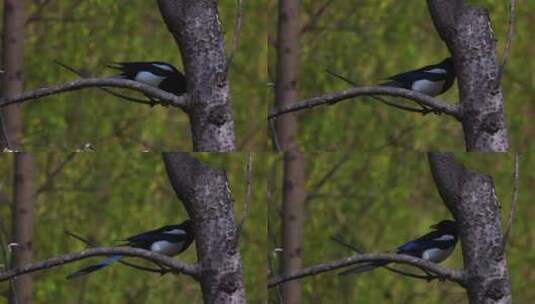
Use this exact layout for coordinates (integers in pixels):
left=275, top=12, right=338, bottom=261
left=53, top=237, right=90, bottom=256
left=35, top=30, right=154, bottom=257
left=339, top=220, right=458, bottom=276
left=67, top=220, right=194, bottom=280
left=381, top=57, right=455, bottom=97
left=108, top=61, right=187, bottom=96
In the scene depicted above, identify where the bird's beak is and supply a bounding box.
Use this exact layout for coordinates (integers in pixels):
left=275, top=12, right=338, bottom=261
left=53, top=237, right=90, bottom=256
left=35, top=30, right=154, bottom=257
left=430, top=224, right=438, bottom=229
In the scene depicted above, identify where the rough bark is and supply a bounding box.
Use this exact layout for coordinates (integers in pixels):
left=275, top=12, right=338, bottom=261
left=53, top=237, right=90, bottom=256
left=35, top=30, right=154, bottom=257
left=428, top=153, right=512, bottom=304
left=427, top=0, right=509, bottom=152
left=1, top=0, right=26, bottom=149
left=163, top=153, right=245, bottom=304
left=275, top=1, right=306, bottom=303
left=9, top=153, right=35, bottom=304
left=157, top=1, right=236, bottom=152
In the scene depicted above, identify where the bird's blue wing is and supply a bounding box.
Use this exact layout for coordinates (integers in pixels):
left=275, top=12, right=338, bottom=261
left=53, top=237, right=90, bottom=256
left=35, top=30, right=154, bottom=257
left=66, top=255, right=122, bottom=280
left=397, top=239, right=431, bottom=253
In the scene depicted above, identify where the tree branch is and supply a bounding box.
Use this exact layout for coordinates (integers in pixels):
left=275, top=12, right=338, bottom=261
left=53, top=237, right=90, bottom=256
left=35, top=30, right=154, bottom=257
left=268, top=252, right=466, bottom=288
left=64, top=230, right=175, bottom=275
left=226, top=0, right=243, bottom=67
left=54, top=60, right=154, bottom=105
left=502, top=152, right=520, bottom=251
left=330, top=235, right=455, bottom=282
left=499, top=0, right=516, bottom=79
left=0, top=247, right=199, bottom=282
left=268, top=86, right=461, bottom=120
left=0, top=78, right=189, bottom=111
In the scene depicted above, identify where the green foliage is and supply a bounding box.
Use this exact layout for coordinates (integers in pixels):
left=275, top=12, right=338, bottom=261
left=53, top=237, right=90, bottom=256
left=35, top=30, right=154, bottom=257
left=269, top=0, right=534, bottom=151
left=19, top=0, right=266, bottom=150
left=269, top=153, right=534, bottom=303
left=0, top=153, right=267, bottom=303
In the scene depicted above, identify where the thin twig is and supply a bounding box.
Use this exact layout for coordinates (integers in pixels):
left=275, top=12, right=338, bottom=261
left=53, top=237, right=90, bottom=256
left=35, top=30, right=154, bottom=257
left=238, top=153, right=253, bottom=233
left=502, top=153, right=520, bottom=251
left=226, top=0, right=243, bottom=67
left=269, top=118, right=281, bottom=152
left=499, top=0, right=516, bottom=80
left=305, top=153, right=352, bottom=203
left=268, top=86, right=460, bottom=120
left=34, top=152, right=77, bottom=196
left=300, top=0, right=336, bottom=35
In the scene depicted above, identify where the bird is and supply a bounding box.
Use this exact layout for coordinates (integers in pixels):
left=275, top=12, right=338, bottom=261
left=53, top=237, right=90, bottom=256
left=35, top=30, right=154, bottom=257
left=107, top=61, right=187, bottom=101
left=380, top=57, right=455, bottom=97
left=339, top=220, right=458, bottom=276
left=67, top=219, right=194, bottom=280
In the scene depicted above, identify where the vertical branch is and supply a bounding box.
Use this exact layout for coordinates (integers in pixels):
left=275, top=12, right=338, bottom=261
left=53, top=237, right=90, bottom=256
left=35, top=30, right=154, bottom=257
left=157, top=0, right=236, bottom=152
left=163, top=153, right=245, bottom=304
left=427, top=0, right=509, bottom=151
left=428, top=153, right=512, bottom=304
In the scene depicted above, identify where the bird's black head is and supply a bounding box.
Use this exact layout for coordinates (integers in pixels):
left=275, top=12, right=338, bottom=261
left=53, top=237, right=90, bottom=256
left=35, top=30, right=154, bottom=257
left=441, top=57, right=454, bottom=71
left=161, top=219, right=193, bottom=234
left=179, top=219, right=193, bottom=233
left=430, top=220, right=457, bottom=233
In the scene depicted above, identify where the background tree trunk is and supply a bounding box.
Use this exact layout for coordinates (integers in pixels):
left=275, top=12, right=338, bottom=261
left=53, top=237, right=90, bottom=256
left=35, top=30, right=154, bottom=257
left=157, top=0, right=236, bottom=152
left=275, top=1, right=306, bottom=303
left=1, top=0, right=26, bottom=149
left=428, top=153, right=512, bottom=304
left=9, top=153, right=35, bottom=304
left=2, top=2, right=36, bottom=304
left=427, top=0, right=509, bottom=152
left=163, top=153, right=245, bottom=304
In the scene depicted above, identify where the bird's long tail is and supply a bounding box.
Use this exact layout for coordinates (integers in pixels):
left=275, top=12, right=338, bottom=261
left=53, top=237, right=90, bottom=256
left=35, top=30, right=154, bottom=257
left=66, top=255, right=123, bottom=280
left=338, top=261, right=389, bottom=276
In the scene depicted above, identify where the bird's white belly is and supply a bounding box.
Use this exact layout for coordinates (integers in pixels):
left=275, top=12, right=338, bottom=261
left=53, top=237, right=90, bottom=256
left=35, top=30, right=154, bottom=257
left=412, top=79, right=445, bottom=96
left=150, top=240, right=184, bottom=256
left=422, top=247, right=453, bottom=263
left=135, top=71, right=165, bottom=87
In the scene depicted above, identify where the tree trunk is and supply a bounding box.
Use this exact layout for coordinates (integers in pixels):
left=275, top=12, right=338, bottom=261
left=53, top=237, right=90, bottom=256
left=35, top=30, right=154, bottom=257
left=157, top=0, right=236, bottom=152
left=163, top=153, right=245, bottom=304
left=428, top=153, right=512, bottom=304
left=275, top=1, right=306, bottom=303
left=9, top=153, right=35, bottom=304
left=427, top=0, right=509, bottom=152
left=1, top=0, right=26, bottom=149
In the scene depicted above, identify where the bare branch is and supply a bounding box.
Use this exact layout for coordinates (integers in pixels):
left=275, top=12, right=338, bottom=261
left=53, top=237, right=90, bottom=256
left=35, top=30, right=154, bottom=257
left=35, top=152, right=77, bottom=196
left=268, top=253, right=466, bottom=288
left=226, top=0, right=243, bottom=67
left=300, top=0, right=336, bottom=35
left=64, top=230, right=172, bottom=275
left=0, top=78, right=189, bottom=111
left=330, top=236, right=446, bottom=282
left=54, top=60, right=153, bottom=105
left=268, top=86, right=461, bottom=120
left=502, top=152, right=520, bottom=250
left=238, top=153, right=253, bottom=233
left=0, top=247, right=199, bottom=282
left=499, top=0, right=516, bottom=79
left=325, top=69, right=437, bottom=114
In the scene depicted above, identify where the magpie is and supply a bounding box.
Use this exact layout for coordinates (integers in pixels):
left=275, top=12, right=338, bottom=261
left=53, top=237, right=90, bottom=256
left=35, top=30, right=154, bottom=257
left=67, top=219, right=194, bottom=280
left=381, top=57, right=455, bottom=97
left=339, top=220, right=458, bottom=276
left=108, top=61, right=187, bottom=98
